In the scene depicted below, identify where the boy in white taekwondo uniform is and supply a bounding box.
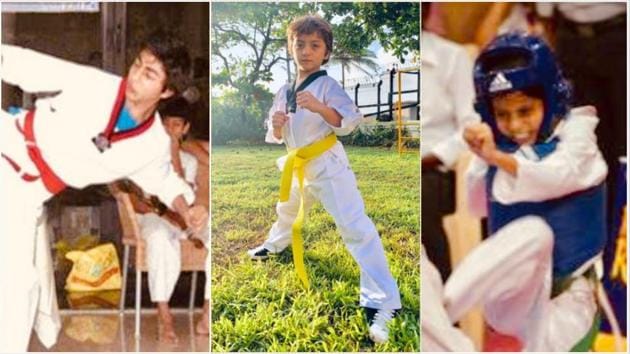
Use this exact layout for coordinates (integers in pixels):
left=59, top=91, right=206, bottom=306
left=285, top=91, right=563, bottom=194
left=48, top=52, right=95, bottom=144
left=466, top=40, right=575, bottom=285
left=246, top=15, right=401, bottom=344
left=0, top=32, right=208, bottom=352
left=444, top=33, right=607, bottom=351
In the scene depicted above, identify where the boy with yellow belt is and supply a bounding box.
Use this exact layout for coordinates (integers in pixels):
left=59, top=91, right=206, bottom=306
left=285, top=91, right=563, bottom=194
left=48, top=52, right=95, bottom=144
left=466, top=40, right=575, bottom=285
left=247, top=15, right=401, bottom=343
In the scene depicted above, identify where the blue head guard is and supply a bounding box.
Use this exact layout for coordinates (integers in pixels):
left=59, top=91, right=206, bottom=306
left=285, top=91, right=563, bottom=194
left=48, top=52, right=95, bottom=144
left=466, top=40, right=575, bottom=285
left=473, top=32, right=572, bottom=150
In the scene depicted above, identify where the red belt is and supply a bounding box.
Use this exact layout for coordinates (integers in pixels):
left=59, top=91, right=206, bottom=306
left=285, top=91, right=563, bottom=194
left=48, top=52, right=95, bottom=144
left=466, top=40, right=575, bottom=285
left=2, top=110, right=67, bottom=194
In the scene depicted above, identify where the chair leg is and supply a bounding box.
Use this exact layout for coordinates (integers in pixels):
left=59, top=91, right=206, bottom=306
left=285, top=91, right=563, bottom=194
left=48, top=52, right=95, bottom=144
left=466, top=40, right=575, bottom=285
left=135, top=268, right=141, bottom=340
left=119, top=310, right=127, bottom=352
left=189, top=271, right=198, bottom=312
left=120, top=245, right=130, bottom=314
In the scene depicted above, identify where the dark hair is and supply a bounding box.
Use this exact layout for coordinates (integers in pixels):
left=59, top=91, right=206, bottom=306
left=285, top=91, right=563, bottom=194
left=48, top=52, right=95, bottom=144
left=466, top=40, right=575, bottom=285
left=159, top=96, right=192, bottom=123
left=139, top=30, right=191, bottom=94
left=287, top=15, right=333, bottom=65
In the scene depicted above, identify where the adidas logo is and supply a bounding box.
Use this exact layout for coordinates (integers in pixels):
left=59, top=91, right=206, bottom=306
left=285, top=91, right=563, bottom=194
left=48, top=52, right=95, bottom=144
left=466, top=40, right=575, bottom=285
left=489, top=73, right=512, bottom=93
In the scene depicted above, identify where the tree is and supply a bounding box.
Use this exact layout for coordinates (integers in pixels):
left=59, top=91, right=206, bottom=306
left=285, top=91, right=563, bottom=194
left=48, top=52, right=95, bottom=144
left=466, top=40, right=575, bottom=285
left=212, top=2, right=316, bottom=90
left=211, top=85, right=273, bottom=145
left=212, top=2, right=316, bottom=143
left=323, top=2, right=419, bottom=62
left=211, top=2, right=419, bottom=144
left=328, top=48, right=381, bottom=89
left=212, top=2, right=419, bottom=92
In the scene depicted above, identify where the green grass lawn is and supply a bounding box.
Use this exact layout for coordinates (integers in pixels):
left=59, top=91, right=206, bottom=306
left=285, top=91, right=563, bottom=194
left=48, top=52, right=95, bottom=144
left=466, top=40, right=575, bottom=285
left=211, top=145, right=419, bottom=352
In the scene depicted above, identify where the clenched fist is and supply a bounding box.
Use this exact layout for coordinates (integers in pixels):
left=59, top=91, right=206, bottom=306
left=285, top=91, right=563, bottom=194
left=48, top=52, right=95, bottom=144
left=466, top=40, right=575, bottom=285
left=463, top=122, right=497, bottom=162
left=271, top=111, right=289, bottom=129
left=296, top=91, right=324, bottom=113
left=271, top=111, right=289, bottom=140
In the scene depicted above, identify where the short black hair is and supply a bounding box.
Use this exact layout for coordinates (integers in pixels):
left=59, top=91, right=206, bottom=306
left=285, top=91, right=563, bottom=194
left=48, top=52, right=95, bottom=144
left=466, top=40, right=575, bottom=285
left=159, top=96, right=192, bottom=123
left=139, top=30, right=191, bottom=94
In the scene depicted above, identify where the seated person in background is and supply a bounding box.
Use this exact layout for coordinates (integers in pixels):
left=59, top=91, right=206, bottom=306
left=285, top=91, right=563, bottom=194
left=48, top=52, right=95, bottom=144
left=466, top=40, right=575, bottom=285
left=162, top=96, right=210, bottom=335
left=127, top=97, right=209, bottom=341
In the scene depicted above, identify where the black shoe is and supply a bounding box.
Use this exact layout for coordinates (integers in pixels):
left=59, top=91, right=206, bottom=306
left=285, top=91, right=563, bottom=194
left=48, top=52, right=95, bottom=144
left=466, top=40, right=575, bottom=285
left=363, top=306, right=379, bottom=325
left=247, top=245, right=272, bottom=260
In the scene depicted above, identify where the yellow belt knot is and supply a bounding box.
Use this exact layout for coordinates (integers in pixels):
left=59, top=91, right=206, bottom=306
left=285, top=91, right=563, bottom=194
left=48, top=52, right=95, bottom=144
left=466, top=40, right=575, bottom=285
left=278, top=134, right=337, bottom=289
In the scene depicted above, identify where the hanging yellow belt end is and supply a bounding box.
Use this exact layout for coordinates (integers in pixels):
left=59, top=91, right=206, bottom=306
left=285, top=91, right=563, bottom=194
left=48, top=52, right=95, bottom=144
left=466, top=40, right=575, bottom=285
left=279, top=149, right=297, bottom=202
left=278, top=134, right=337, bottom=289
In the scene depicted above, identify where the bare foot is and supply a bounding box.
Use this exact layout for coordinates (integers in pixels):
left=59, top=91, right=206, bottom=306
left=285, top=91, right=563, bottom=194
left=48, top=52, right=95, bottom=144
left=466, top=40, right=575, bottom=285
left=195, top=317, right=209, bottom=336
left=157, top=303, right=178, bottom=343
left=196, top=300, right=209, bottom=335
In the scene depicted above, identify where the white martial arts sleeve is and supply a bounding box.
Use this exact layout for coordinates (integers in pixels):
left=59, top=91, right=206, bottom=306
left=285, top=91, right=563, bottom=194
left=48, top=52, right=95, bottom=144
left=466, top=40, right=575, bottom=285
left=430, top=47, right=480, bottom=169
left=323, top=80, right=363, bottom=136
left=265, top=87, right=286, bottom=144
left=1, top=44, right=101, bottom=93
left=493, top=108, right=608, bottom=204
left=129, top=146, right=195, bottom=208
left=182, top=153, right=198, bottom=187
left=465, top=156, right=489, bottom=218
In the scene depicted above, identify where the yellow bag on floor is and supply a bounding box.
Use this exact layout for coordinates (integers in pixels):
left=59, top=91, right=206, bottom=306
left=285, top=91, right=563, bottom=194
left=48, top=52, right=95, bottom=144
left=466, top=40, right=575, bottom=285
left=66, top=290, right=121, bottom=310
left=65, top=243, right=122, bottom=292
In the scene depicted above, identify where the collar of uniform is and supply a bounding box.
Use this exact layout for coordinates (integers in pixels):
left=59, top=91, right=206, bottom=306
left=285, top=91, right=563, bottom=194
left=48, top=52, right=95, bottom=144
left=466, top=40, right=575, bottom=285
left=94, top=79, right=157, bottom=150
left=286, top=70, right=328, bottom=113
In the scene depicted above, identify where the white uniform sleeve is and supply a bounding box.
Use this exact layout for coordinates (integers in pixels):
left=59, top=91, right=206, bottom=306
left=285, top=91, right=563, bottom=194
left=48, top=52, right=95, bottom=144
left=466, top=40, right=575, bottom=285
left=465, top=156, right=489, bottom=217
left=1, top=44, right=101, bottom=93
left=431, top=47, right=480, bottom=168
left=493, top=107, right=608, bottom=203
left=265, top=87, right=285, bottom=144
left=182, top=152, right=198, bottom=188
left=323, top=79, right=363, bottom=136
left=129, top=145, right=195, bottom=208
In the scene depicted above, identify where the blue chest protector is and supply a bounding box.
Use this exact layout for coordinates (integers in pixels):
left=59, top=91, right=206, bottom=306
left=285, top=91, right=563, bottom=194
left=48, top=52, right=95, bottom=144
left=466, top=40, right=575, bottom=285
left=486, top=139, right=607, bottom=278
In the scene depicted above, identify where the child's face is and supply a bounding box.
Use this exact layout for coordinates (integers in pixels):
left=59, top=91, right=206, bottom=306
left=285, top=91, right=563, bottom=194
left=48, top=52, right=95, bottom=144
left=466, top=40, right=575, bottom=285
left=291, top=32, right=329, bottom=75
left=491, top=91, right=544, bottom=145
left=163, top=116, right=190, bottom=140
